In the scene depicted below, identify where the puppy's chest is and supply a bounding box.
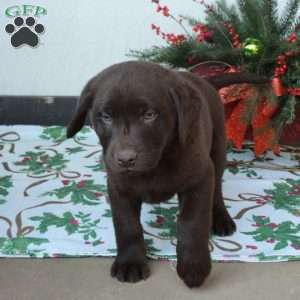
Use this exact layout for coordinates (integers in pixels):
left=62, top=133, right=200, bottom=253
left=142, top=188, right=176, bottom=204
left=137, top=168, right=199, bottom=204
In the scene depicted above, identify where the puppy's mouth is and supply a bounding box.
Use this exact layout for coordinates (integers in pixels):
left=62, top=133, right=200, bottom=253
left=120, top=168, right=138, bottom=175
left=116, top=166, right=149, bottom=175
left=107, top=162, right=157, bottom=176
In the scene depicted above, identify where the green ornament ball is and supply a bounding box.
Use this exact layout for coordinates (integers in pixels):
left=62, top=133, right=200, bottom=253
left=243, top=38, right=263, bottom=58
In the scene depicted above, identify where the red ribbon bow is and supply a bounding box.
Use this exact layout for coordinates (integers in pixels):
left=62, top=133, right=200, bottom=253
left=272, top=77, right=300, bottom=97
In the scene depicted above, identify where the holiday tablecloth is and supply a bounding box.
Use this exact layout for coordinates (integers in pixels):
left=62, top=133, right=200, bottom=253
left=0, top=126, right=300, bottom=262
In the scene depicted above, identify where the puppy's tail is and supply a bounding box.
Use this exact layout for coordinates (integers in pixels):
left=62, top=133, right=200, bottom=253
left=205, top=73, right=270, bottom=89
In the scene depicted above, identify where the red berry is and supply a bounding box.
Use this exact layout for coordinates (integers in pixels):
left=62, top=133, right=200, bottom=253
left=187, top=57, right=194, bottom=64
left=267, top=223, right=278, bottom=229
left=246, top=245, right=258, bottom=250
left=156, top=215, right=165, bottom=225
left=69, top=218, right=79, bottom=225
left=162, top=6, right=170, bottom=17
left=267, top=239, right=275, bottom=243
left=291, top=243, right=300, bottom=250
left=203, top=31, right=213, bottom=42
left=77, top=180, right=86, bottom=188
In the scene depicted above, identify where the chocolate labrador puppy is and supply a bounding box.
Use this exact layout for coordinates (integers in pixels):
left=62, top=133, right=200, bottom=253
left=67, top=61, right=236, bottom=288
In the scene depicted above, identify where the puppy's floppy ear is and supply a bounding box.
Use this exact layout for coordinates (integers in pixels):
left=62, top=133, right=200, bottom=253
left=67, top=78, right=96, bottom=138
left=168, top=80, right=201, bottom=146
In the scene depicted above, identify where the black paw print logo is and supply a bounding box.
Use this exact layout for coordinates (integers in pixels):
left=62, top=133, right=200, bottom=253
left=5, top=17, right=45, bottom=47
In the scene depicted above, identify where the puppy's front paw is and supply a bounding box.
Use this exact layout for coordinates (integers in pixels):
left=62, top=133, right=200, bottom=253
left=177, top=258, right=211, bottom=288
left=111, top=259, right=150, bottom=283
left=212, top=209, right=236, bottom=236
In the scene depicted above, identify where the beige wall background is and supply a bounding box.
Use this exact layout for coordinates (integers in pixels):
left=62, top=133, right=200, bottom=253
left=0, top=0, right=289, bottom=96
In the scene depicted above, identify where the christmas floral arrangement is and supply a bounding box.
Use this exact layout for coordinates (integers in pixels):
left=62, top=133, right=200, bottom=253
left=130, top=0, right=300, bottom=155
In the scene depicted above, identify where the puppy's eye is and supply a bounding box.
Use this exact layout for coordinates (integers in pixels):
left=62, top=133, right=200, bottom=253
left=143, top=110, right=157, bottom=123
left=99, top=112, right=112, bottom=124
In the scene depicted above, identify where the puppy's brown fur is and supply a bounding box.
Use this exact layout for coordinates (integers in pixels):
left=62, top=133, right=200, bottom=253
left=67, top=61, right=236, bottom=288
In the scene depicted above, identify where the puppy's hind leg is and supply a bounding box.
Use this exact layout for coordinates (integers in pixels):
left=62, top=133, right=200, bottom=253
left=210, top=132, right=236, bottom=236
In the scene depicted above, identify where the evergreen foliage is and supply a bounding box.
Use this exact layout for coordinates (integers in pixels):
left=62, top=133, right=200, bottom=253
left=130, top=0, right=300, bottom=145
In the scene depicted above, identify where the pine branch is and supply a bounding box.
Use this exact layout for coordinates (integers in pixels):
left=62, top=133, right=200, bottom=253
left=279, top=0, right=300, bottom=36
left=180, top=15, right=201, bottom=27
left=236, top=0, right=266, bottom=38
left=213, top=0, right=242, bottom=30
left=130, top=0, right=299, bottom=78
left=128, top=40, right=198, bottom=68
left=261, top=0, right=280, bottom=36
left=191, top=45, right=243, bottom=65
left=291, top=15, right=300, bottom=32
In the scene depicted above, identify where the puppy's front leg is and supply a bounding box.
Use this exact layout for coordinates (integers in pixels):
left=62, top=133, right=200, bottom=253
left=176, top=165, right=214, bottom=288
left=109, top=184, right=149, bottom=283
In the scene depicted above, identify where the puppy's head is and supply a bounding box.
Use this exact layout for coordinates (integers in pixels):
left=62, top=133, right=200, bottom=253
left=67, top=61, right=200, bottom=174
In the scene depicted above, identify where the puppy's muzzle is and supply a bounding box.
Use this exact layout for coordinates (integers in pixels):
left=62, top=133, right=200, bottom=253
left=116, top=149, right=138, bottom=169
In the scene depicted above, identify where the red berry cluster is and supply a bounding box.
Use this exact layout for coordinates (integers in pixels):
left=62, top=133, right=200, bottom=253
left=152, top=0, right=170, bottom=17
left=150, top=0, right=187, bottom=46
left=151, top=23, right=161, bottom=35
left=151, top=24, right=186, bottom=45
left=274, top=51, right=300, bottom=78
left=274, top=54, right=289, bottom=77
left=224, top=23, right=241, bottom=48
left=288, top=32, right=298, bottom=43
left=165, top=33, right=186, bottom=45
left=275, top=32, right=299, bottom=77
left=156, top=5, right=170, bottom=17
left=193, top=23, right=213, bottom=43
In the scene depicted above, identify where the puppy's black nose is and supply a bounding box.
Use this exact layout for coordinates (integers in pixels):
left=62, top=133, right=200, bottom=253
left=117, top=150, right=137, bottom=168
